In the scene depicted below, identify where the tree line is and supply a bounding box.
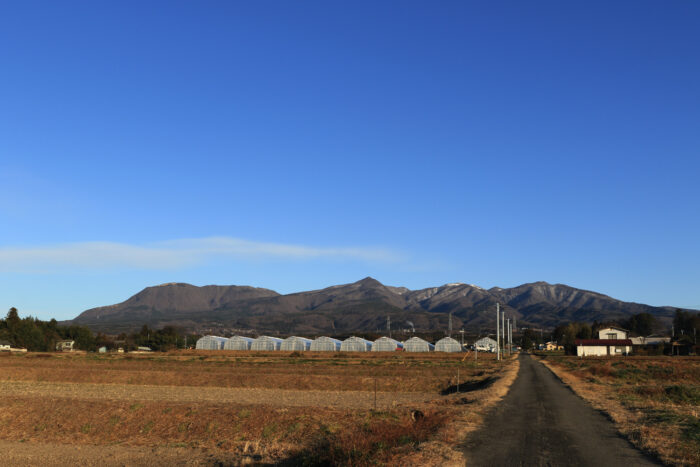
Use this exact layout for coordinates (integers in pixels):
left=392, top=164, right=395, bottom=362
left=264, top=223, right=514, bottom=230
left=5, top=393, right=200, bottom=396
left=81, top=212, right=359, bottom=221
left=0, top=308, right=200, bottom=352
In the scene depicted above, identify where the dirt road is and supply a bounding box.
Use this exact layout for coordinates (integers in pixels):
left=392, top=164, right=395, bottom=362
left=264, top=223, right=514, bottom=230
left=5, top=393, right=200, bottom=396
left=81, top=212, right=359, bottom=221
left=462, top=354, right=658, bottom=466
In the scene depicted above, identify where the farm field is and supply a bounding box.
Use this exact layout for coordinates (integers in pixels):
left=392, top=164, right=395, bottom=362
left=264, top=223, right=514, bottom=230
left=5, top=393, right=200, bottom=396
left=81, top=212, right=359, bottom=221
left=539, top=355, right=700, bottom=466
left=0, top=350, right=518, bottom=466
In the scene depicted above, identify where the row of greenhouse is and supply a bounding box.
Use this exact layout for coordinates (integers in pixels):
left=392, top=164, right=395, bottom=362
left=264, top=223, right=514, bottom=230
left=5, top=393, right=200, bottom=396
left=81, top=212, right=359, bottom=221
left=196, top=335, right=466, bottom=352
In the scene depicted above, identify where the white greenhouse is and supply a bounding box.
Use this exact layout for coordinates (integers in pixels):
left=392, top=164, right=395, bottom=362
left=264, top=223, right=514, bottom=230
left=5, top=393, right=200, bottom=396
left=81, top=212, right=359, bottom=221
left=309, top=336, right=342, bottom=351
left=223, top=335, right=254, bottom=351
left=372, top=337, right=404, bottom=352
left=195, top=335, right=228, bottom=350
left=435, top=337, right=463, bottom=352
left=403, top=337, right=435, bottom=352
left=251, top=336, right=283, bottom=351
left=280, top=336, right=312, bottom=351
left=340, top=336, right=373, bottom=352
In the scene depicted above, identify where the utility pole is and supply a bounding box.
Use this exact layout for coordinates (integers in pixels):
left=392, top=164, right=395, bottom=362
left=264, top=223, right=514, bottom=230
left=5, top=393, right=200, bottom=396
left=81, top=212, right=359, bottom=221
left=506, top=319, right=510, bottom=355
left=460, top=329, right=465, bottom=348
left=448, top=312, right=453, bottom=338
left=387, top=316, right=391, bottom=339
left=496, top=303, right=500, bottom=361
left=510, top=321, right=513, bottom=352
left=501, top=311, right=506, bottom=356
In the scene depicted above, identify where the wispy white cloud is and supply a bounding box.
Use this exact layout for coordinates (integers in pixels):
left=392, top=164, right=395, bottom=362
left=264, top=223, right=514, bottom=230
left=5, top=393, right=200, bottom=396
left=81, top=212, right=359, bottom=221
left=0, top=237, right=401, bottom=272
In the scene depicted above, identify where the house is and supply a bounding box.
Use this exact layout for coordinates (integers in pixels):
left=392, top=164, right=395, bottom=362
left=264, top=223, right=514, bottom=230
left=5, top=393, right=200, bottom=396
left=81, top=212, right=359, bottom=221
left=597, top=326, right=628, bottom=340
left=0, top=340, right=11, bottom=351
left=474, top=337, right=497, bottom=352
left=575, top=326, right=633, bottom=356
left=545, top=341, right=563, bottom=351
left=575, top=338, right=633, bottom=356
left=55, top=340, right=75, bottom=352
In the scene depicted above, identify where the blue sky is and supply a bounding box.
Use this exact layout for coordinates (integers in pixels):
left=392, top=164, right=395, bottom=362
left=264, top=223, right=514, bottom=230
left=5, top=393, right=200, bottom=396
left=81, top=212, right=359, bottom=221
left=1, top=1, right=699, bottom=320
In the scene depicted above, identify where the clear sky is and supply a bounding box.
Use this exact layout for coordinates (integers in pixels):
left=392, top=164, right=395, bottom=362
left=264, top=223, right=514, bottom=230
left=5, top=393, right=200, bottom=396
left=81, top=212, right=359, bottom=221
left=1, top=1, right=699, bottom=320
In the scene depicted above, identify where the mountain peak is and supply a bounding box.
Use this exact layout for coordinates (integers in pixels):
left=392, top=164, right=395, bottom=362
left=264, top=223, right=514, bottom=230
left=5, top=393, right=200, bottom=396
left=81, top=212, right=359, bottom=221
left=354, top=277, right=384, bottom=287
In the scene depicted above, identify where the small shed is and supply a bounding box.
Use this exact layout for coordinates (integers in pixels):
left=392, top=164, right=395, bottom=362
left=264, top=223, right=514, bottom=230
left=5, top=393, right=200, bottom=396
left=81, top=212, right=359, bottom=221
left=372, top=337, right=404, bottom=352
left=281, top=336, right=313, bottom=351
left=475, top=337, right=497, bottom=352
left=310, top=336, right=342, bottom=352
left=0, top=340, right=11, bottom=351
left=195, top=335, right=227, bottom=350
left=403, top=337, right=434, bottom=352
left=224, top=335, right=254, bottom=351
left=435, top=337, right=462, bottom=352
left=341, top=336, right=373, bottom=352
left=251, top=336, right=283, bottom=351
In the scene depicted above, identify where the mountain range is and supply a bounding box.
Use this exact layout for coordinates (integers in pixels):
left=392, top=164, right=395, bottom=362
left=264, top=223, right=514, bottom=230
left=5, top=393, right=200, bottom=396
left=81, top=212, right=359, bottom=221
left=70, top=278, right=691, bottom=334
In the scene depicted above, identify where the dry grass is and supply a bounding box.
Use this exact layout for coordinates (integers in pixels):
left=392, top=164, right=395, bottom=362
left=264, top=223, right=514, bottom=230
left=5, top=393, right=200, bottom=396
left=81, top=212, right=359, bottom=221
left=539, top=356, right=700, bottom=467
left=0, top=350, right=476, bottom=393
left=0, top=350, right=518, bottom=465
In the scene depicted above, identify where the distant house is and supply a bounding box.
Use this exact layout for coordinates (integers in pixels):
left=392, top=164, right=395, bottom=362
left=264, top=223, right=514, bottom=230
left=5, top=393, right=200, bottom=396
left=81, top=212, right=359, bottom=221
left=0, top=340, right=11, bottom=351
left=545, top=341, right=563, bottom=351
left=474, top=337, right=497, bottom=352
left=575, top=326, right=633, bottom=356
left=576, top=338, right=632, bottom=356
left=55, top=340, right=75, bottom=352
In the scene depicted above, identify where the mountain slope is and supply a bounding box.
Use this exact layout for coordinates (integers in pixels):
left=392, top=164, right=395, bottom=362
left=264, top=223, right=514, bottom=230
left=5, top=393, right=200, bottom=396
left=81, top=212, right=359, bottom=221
left=71, top=278, right=690, bottom=333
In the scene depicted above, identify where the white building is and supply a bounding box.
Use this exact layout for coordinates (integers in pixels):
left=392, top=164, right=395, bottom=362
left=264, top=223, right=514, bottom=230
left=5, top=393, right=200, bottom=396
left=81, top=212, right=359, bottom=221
left=575, top=326, right=632, bottom=356
left=474, top=337, right=497, bottom=352
left=597, top=326, right=629, bottom=340
left=55, top=340, right=75, bottom=352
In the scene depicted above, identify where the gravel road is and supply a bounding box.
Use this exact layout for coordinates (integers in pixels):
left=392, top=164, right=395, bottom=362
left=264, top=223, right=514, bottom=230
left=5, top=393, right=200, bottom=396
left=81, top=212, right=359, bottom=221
left=462, top=353, right=659, bottom=466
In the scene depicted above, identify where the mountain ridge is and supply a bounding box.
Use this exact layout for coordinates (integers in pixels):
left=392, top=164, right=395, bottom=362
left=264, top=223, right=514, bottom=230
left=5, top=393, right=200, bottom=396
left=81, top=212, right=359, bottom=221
left=71, top=278, right=693, bottom=334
